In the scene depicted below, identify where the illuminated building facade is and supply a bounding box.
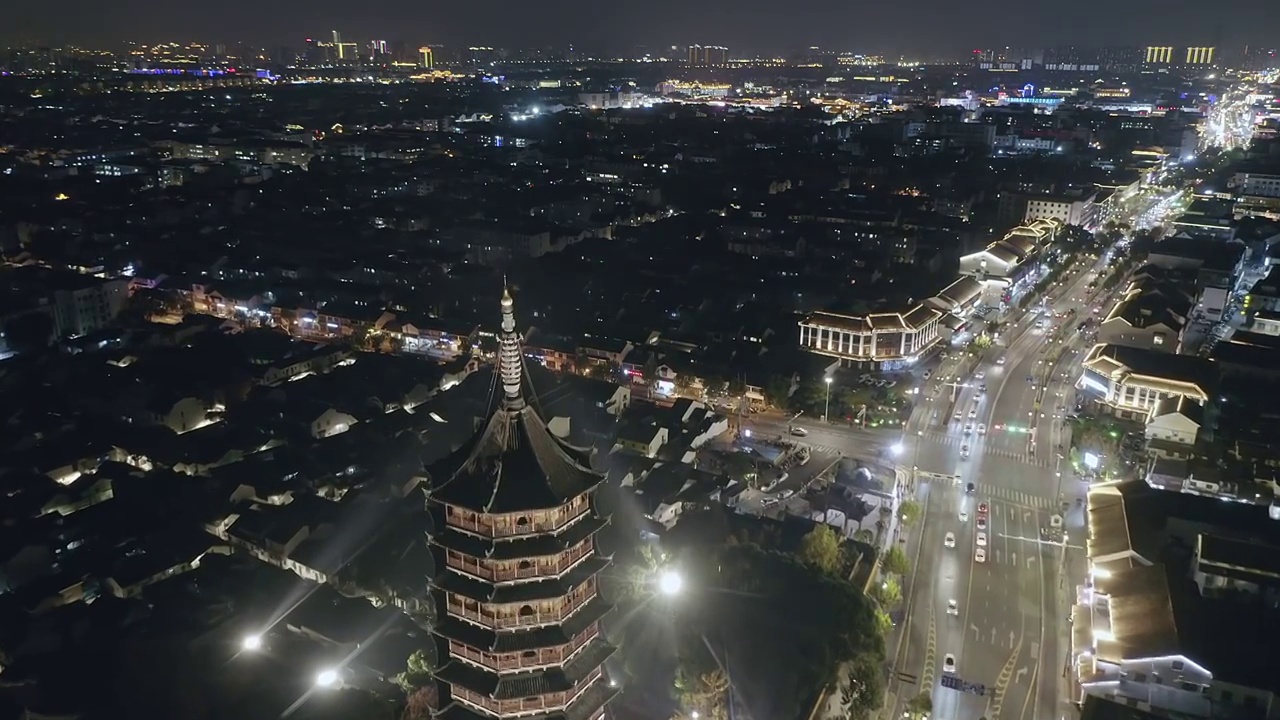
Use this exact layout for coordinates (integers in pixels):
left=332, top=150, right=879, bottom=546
left=1077, top=343, right=1212, bottom=420
left=798, top=276, right=985, bottom=368
left=1184, top=46, right=1215, bottom=66
left=687, top=45, right=729, bottom=66
left=419, top=46, right=435, bottom=69
left=1145, top=46, right=1174, bottom=64
left=429, top=288, right=618, bottom=720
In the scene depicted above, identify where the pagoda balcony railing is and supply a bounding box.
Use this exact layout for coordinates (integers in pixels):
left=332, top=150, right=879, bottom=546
left=447, top=542, right=592, bottom=583
left=447, top=587, right=596, bottom=630
left=449, top=624, right=598, bottom=672
left=448, top=507, right=589, bottom=539
left=453, top=666, right=603, bottom=716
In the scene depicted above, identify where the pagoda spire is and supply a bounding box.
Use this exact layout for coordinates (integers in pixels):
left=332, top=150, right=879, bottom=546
left=499, top=284, right=524, bottom=408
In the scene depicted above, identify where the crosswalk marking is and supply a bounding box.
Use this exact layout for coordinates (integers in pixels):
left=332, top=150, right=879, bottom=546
left=919, top=431, right=1052, bottom=468
left=974, top=483, right=1056, bottom=510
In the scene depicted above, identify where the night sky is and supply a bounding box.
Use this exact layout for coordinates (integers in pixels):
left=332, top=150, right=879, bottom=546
left=7, top=0, right=1280, bottom=57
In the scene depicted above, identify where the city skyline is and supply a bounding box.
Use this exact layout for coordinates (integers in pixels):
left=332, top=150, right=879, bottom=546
left=5, top=0, right=1280, bottom=58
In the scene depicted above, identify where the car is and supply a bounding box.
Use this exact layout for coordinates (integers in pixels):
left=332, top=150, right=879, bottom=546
left=978, top=501, right=989, bottom=515
left=996, top=356, right=1006, bottom=365
left=943, top=654, right=957, bottom=674
left=959, top=510, right=969, bottom=522
left=963, top=423, right=973, bottom=435
left=779, top=489, right=796, bottom=500
left=977, top=423, right=987, bottom=435
left=953, top=412, right=962, bottom=421
left=975, top=547, right=987, bottom=563
left=979, top=384, right=987, bottom=393
left=944, top=532, right=956, bottom=548
left=976, top=532, right=988, bottom=547
left=960, top=444, right=971, bottom=459
left=966, top=482, right=976, bottom=494
left=968, top=409, right=977, bottom=419
left=947, top=599, right=959, bottom=616
left=976, top=516, right=987, bottom=530
left=761, top=497, right=780, bottom=507
left=923, top=369, right=933, bottom=380
left=790, top=427, right=809, bottom=437
left=974, top=370, right=985, bottom=380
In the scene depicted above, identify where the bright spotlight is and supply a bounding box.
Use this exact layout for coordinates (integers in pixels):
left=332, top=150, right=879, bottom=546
left=889, top=443, right=904, bottom=457
left=315, top=669, right=339, bottom=688
left=242, top=634, right=263, bottom=652
left=658, top=569, right=684, bottom=596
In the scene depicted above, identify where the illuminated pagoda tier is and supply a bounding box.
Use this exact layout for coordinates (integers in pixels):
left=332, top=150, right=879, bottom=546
left=428, top=287, right=617, bottom=720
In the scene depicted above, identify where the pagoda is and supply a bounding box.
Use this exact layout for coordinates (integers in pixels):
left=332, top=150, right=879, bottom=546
left=428, top=287, right=618, bottom=720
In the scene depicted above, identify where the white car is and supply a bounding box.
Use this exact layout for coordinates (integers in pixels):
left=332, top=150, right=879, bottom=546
left=960, top=444, right=971, bottom=459
left=959, top=510, right=969, bottom=522
left=977, top=423, right=987, bottom=435
left=963, top=423, right=973, bottom=435
left=976, top=532, right=988, bottom=547
left=968, top=409, right=977, bottom=419
left=790, top=427, right=809, bottom=437
left=975, top=547, right=987, bottom=563
left=944, top=532, right=956, bottom=548
left=974, top=370, right=985, bottom=380
left=947, top=599, right=959, bottom=616
left=996, top=356, right=1006, bottom=365
left=943, top=654, right=957, bottom=674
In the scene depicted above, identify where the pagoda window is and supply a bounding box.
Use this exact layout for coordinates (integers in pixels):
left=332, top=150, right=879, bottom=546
left=522, top=650, right=537, bottom=659
left=517, top=515, right=530, bottom=526
left=519, top=604, right=535, bottom=617
left=519, top=560, right=532, bottom=569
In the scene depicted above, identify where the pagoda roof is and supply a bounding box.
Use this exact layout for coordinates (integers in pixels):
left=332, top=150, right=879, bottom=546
left=436, top=556, right=609, bottom=604
left=436, top=673, right=618, bottom=720
left=433, top=595, right=612, bottom=652
left=435, top=514, right=609, bottom=559
left=435, top=637, right=616, bottom=699
left=428, top=288, right=604, bottom=514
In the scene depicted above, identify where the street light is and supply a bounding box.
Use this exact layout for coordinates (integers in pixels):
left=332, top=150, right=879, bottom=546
left=315, top=669, right=339, bottom=688
left=242, top=634, right=263, bottom=652
left=658, top=569, right=684, bottom=596
left=823, top=376, right=833, bottom=422
left=889, top=442, right=904, bottom=457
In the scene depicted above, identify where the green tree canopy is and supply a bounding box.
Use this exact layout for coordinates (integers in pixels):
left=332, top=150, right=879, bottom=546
left=899, top=500, right=922, bottom=527
left=882, top=546, right=911, bottom=576
left=874, top=576, right=902, bottom=608
left=797, top=524, right=843, bottom=576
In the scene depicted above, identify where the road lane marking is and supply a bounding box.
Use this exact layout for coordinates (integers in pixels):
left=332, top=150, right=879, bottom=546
left=1009, top=630, right=1015, bottom=649
left=990, top=640, right=1023, bottom=720
left=922, top=606, right=937, bottom=690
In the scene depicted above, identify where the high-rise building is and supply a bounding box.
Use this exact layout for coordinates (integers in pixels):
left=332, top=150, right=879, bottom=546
left=1184, top=46, right=1215, bottom=65
left=1145, top=46, right=1174, bottom=64
left=428, top=288, right=618, bottom=720
left=687, top=45, right=729, bottom=66
left=419, top=46, right=434, bottom=69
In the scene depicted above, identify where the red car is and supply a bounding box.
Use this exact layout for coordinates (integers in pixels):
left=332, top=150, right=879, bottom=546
left=977, top=501, right=989, bottom=516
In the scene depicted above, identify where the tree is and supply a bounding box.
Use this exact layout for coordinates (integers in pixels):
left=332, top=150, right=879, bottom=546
left=844, top=652, right=886, bottom=720
left=855, top=529, right=874, bottom=544
left=676, top=668, right=730, bottom=720
left=401, top=686, right=439, bottom=720
left=675, top=373, right=695, bottom=389
left=882, top=546, right=910, bottom=576
left=873, top=609, right=893, bottom=636
left=395, top=649, right=435, bottom=691
left=874, top=577, right=902, bottom=608
left=764, top=375, right=793, bottom=407
left=898, top=500, right=922, bottom=527
left=906, top=692, right=933, bottom=719
left=720, top=452, right=758, bottom=485
left=797, top=524, right=843, bottom=576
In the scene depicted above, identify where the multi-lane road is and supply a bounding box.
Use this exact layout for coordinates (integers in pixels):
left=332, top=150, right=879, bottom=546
left=882, top=252, right=1120, bottom=720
